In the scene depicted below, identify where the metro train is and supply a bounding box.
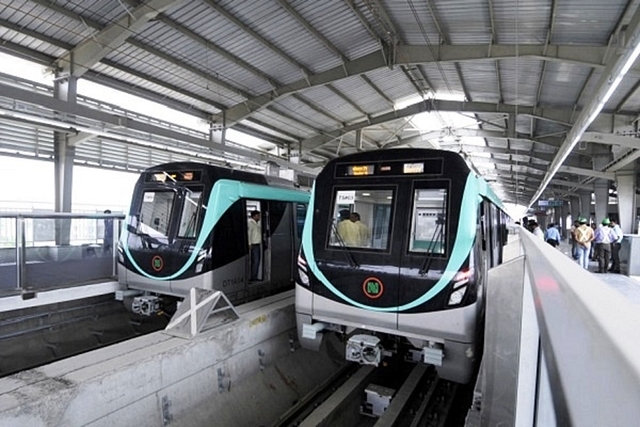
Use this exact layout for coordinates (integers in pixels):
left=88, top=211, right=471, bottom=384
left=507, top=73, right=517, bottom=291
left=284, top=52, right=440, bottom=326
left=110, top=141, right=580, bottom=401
left=295, top=148, right=508, bottom=383
left=117, top=162, right=309, bottom=315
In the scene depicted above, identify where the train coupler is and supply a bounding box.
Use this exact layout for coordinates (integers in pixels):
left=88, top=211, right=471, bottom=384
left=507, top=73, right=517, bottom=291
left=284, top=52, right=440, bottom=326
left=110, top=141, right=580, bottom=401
left=131, top=295, right=162, bottom=316
left=346, top=334, right=383, bottom=365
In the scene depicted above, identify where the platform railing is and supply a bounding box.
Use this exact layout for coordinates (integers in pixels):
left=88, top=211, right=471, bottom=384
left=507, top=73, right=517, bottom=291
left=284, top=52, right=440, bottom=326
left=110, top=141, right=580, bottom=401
left=471, top=228, right=640, bottom=426
left=0, top=212, right=124, bottom=297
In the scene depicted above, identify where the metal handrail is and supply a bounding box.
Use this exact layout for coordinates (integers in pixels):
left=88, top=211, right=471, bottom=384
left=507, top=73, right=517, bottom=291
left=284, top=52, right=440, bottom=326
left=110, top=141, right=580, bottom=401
left=0, top=212, right=125, bottom=219
left=0, top=213, right=124, bottom=296
left=519, top=229, right=640, bottom=426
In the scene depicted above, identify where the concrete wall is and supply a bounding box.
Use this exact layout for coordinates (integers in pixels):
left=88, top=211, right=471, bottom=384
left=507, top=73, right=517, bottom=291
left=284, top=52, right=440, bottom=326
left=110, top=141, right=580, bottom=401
left=0, top=291, right=343, bottom=426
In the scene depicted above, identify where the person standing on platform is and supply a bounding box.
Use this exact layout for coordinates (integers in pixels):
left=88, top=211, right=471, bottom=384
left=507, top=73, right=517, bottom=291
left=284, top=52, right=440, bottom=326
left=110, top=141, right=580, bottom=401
left=574, top=217, right=594, bottom=270
left=544, top=223, right=561, bottom=248
left=593, top=218, right=614, bottom=273
left=530, top=221, right=544, bottom=240
left=609, top=219, right=624, bottom=273
left=570, top=220, right=580, bottom=259
left=247, top=210, right=261, bottom=282
left=589, top=222, right=597, bottom=261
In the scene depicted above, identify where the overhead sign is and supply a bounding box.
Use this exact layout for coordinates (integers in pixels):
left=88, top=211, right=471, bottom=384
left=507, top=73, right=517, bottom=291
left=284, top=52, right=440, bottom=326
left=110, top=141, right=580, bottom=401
left=538, top=200, right=563, bottom=207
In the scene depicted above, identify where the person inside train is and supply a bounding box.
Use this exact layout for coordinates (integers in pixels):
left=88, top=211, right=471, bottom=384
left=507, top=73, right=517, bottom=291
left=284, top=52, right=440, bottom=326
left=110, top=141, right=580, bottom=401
left=248, top=210, right=261, bottom=281
left=336, top=209, right=360, bottom=246
left=350, top=212, right=369, bottom=247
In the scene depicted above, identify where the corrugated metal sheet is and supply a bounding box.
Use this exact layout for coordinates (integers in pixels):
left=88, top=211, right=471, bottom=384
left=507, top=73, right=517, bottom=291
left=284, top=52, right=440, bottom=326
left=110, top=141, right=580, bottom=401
left=299, top=83, right=365, bottom=123
left=291, top=0, right=380, bottom=61
left=140, top=22, right=273, bottom=96
left=0, top=0, right=638, bottom=200
left=383, top=0, right=442, bottom=45
left=492, top=0, right=550, bottom=44
left=458, top=60, right=500, bottom=103
left=498, top=57, right=544, bottom=106
left=61, top=0, right=125, bottom=26
left=432, top=0, right=492, bottom=44
left=553, top=0, right=629, bottom=45
left=365, top=67, right=419, bottom=104
left=538, top=61, right=593, bottom=108
left=252, top=108, right=317, bottom=140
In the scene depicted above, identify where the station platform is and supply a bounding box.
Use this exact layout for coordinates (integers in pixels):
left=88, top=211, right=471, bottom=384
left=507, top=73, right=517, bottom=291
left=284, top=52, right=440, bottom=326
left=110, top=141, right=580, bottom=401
left=556, top=239, right=640, bottom=306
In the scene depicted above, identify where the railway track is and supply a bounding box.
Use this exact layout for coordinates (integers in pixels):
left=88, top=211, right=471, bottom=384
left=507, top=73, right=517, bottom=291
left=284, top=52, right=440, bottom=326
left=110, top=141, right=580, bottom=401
left=0, top=294, right=167, bottom=377
left=273, top=361, right=460, bottom=427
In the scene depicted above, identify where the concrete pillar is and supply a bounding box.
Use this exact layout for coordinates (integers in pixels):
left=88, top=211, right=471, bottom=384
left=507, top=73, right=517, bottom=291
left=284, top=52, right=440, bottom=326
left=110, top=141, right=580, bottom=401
left=593, top=183, right=609, bottom=224
left=579, top=190, right=593, bottom=222
left=593, top=147, right=612, bottom=224
left=616, top=169, right=637, bottom=234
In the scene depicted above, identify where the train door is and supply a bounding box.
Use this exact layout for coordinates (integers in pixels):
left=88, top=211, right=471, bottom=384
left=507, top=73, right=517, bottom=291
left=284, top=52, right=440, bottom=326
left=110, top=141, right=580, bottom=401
left=267, top=201, right=294, bottom=286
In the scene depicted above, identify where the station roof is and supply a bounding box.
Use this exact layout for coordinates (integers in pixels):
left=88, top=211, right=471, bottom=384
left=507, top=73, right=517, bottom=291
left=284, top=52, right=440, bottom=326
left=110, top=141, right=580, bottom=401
left=1, top=0, right=640, bottom=206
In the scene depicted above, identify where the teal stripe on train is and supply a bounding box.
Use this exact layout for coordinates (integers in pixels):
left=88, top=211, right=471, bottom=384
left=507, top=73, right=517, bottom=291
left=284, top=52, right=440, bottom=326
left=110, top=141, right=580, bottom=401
left=301, top=173, right=484, bottom=312
left=121, top=179, right=309, bottom=281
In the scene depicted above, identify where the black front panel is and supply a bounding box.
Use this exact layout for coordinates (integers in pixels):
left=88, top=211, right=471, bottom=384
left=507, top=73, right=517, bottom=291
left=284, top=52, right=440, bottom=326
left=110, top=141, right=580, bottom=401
left=308, top=149, right=476, bottom=313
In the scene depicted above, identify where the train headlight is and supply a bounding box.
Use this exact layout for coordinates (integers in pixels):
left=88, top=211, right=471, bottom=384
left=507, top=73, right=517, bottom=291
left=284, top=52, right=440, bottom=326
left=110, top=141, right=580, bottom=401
left=298, top=268, right=310, bottom=286
left=449, top=268, right=473, bottom=305
left=448, top=287, right=466, bottom=305
left=117, top=244, right=124, bottom=263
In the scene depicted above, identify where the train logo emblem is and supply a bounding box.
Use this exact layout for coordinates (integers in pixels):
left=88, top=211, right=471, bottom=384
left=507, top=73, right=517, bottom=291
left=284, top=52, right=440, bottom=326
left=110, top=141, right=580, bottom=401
left=362, top=277, right=383, bottom=299
left=151, top=255, right=164, bottom=272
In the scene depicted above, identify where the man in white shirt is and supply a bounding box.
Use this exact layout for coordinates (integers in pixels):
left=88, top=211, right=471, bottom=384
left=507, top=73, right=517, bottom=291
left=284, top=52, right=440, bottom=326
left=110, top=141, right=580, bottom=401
left=609, top=219, right=624, bottom=273
left=248, top=210, right=261, bottom=281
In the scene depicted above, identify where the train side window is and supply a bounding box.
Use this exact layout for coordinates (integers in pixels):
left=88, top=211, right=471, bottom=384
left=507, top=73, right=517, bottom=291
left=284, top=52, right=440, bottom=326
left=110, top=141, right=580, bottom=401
left=138, top=190, right=174, bottom=239
left=329, top=188, right=393, bottom=250
left=178, top=189, right=203, bottom=238
left=409, top=188, right=447, bottom=255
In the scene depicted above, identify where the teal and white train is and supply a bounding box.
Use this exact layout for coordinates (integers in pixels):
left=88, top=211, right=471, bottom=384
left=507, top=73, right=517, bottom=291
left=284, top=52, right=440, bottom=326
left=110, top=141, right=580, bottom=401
left=118, top=162, right=309, bottom=315
left=295, top=148, right=507, bottom=383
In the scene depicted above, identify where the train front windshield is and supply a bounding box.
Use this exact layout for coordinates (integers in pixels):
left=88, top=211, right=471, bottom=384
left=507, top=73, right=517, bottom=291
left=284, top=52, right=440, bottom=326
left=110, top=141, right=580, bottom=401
left=328, top=186, right=448, bottom=256
left=330, top=188, right=393, bottom=250
left=138, top=190, right=175, bottom=241
left=135, top=188, right=203, bottom=242
left=177, top=190, right=203, bottom=238
left=409, top=188, right=447, bottom=255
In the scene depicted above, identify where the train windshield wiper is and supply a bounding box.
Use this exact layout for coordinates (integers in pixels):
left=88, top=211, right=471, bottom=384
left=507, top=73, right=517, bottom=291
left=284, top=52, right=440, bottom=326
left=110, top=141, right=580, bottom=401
left=331, top=222, right=359, bottom=268
left=418, top=215, right=445, bottom=276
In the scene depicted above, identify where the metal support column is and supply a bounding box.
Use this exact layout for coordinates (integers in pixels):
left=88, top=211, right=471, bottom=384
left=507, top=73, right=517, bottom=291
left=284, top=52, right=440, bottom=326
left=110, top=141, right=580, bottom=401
left=616, top=167, right=638, bottom=234
left=53, top=74, right=77, bottom=245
